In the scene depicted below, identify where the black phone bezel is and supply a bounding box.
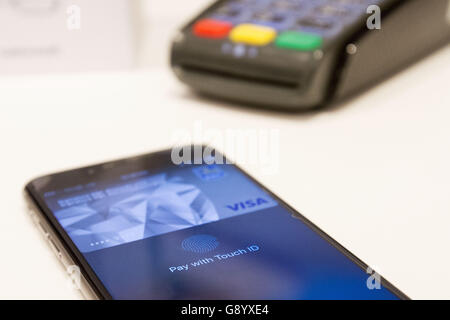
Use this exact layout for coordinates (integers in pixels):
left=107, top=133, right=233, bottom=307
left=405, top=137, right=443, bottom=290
left=24, top=146, right=410, bottom=300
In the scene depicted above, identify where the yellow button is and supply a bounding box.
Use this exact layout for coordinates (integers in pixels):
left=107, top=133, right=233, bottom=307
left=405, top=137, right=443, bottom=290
left=230, top=24, right=277, bottom=46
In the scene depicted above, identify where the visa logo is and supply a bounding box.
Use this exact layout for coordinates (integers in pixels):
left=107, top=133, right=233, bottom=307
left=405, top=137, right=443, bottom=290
left=226, top=198, right=269, bottom=212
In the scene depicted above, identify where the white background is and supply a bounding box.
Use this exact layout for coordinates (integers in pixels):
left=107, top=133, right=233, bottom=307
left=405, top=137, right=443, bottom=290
left=0, top=0, right=449, bottom=299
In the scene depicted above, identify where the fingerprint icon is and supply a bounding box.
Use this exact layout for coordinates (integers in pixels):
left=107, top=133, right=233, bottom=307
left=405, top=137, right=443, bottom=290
left=181, top=235, right=219, bottom=253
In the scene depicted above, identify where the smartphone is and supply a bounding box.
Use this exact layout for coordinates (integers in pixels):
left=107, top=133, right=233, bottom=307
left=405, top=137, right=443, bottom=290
left=24, top=146, right=408, bottom=299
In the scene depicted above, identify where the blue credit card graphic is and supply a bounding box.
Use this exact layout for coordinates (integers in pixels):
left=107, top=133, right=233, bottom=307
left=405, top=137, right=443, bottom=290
left=51, top=165, right=277, bottom=252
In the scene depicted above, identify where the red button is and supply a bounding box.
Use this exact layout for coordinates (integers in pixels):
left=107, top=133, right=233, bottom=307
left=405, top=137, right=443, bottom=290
left=193, top=19, right=233, bottom=39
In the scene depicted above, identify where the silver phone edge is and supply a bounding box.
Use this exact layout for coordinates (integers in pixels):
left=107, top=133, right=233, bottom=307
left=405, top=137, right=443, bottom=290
left=23, top=191, right=100, bottom=300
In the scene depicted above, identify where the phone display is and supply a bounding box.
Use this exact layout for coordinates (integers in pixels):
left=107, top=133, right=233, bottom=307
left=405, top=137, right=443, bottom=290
left=25, top=149, right=406, bottom=299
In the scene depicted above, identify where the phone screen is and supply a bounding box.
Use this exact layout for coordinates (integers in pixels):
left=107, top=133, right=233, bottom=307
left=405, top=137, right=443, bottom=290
left=32, top=152, right=402, bottom=299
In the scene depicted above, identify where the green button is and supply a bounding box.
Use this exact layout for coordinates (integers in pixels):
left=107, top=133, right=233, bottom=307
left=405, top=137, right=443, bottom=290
left=275, top=31, right=323, bottom=51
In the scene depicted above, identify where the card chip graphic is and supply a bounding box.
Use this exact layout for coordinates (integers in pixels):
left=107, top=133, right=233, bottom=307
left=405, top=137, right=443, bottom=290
left=192, top=165, right=225, bottom=181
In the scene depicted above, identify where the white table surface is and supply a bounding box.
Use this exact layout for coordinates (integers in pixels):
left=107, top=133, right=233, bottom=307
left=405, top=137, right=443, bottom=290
left=0, top=1, right=449, bottom=299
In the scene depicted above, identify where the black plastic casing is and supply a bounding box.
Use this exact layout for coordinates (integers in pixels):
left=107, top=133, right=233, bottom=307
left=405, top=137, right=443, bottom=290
left=171, top=0, right=450, bottom=111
